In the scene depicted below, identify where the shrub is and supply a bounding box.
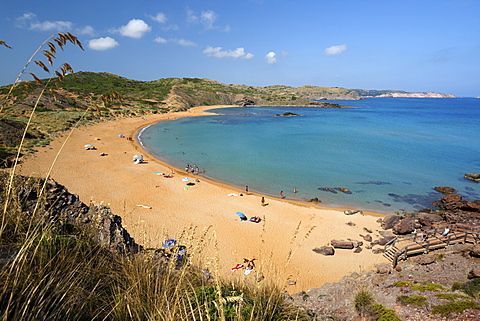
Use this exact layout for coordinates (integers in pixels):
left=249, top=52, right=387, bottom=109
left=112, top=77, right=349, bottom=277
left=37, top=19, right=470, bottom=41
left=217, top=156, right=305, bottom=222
left=451, top=279, right=480, bottom=298
left=354, top=290, right=375, bottom=316
left=432, top=300, right=480, bottom=317
left=372, top=304, right=402, bottom=321
left=397, top=294, right=428, bottom=306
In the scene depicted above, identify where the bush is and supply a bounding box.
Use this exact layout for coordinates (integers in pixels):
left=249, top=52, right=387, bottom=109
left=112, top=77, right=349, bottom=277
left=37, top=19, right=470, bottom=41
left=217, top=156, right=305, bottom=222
left=397, top=294, right=428, bottom=306
left=354, top=290, right=375, bottom=316
left=452, top=279, right=480, bottom=298
left=372, top=304, right=402, bottom=321
left=432, top=300, right=480, bottom=317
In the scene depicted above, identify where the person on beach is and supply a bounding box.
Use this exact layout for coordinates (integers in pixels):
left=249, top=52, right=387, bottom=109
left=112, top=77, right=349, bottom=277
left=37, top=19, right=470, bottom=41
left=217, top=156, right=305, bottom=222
left=245, top=185, right=249, bottom=194
left=280, top=190, right=285, bottom=199
left=293, top=187, right=297, bottom=193
left=261, top=196, right=265, bottom=206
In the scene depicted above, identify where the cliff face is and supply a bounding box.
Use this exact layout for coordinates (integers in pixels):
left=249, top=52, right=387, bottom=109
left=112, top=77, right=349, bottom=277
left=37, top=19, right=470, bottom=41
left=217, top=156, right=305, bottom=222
left=371, top=92, right=455, bottom=99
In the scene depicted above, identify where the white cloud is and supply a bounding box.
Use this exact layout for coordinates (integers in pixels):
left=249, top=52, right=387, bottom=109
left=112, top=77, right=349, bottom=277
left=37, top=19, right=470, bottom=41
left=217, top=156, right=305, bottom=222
left=153, top=37, right=196, bottom=47
left=203, top=47, right=253, bottom=59
left=187, top=9, right=227, bottom=31
left=200, top=10, right=216, bottom=29
left=78, top=25, right=95, bottom=36
left=88, top=37, right=119, bottom=51
left=265, top=51, right=277, bottom=64
left=324, top=44, right=347, bottom=56
left=16, top=12, right=72, bottom=32
left=175, top=39, right=196, bottom=47
left=119, top=19, right=151, bottom=38
left=186, top=9, right=198, bottom=23
left=154, top=36, right=167, bottom=44
left=150, top=12, right=167, bottom=23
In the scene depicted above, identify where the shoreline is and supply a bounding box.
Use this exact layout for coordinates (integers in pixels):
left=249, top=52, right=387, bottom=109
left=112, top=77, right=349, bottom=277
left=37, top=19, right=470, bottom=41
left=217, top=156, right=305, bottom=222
left=19, top=105, right=389, bottom=291
left=133, top=105, right=385, bottom=217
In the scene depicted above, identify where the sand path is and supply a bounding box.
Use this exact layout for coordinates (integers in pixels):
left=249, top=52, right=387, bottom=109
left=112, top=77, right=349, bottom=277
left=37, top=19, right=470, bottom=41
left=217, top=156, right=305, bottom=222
left=20, top=105, right=388, bottom=291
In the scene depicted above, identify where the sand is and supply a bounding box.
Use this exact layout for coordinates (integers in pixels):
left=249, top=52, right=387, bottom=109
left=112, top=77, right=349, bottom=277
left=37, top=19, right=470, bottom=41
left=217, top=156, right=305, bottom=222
left=19, top=105, right=389, bottom=291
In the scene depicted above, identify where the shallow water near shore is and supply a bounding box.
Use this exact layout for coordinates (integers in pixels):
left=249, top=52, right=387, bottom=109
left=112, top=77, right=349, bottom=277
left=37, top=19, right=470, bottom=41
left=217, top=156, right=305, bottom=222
left=139, top=98, right=480, bottom=212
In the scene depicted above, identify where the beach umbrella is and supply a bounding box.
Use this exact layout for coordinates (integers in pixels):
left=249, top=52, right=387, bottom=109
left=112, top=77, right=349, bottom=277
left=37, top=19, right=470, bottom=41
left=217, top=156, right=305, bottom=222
left=235, top=212, right=247, bottom=221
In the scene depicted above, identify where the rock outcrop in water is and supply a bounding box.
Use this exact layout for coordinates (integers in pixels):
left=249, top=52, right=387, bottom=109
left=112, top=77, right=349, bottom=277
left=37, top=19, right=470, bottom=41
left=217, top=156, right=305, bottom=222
left=465, top=173, right=480, bottom=183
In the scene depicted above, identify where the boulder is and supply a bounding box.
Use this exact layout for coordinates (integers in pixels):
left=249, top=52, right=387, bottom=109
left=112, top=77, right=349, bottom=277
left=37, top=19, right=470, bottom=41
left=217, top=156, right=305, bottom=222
left=362, top=234, right=373, bottom=242
left=354, top=246, right=363, bottom=253
left=470, top=244, right=480, bottom=258
left=376, top=263, right=392, bottom=274
left=363, top=227, right=373, bottom=233
left=465, top=173, right=480, bottom=183
left=443, top=193, right=463, bottom=203
left=312, top=246, right=335, bottom=256
left=417, top=254, right=436, bottom=265
left=393, top=217, right=416, bottom=235
left=434, top=186, right=456, bottom=194
left=330, top=240, right=354, bottom=249
left=378, top=235, right=396, bottom=246
left=417, top=212, right=444, bottom=226
left=465, top=200, right=480, bottom=212
left=372, top=248, right=384, bottom=254
left=336, top=187, right=352, bottom=194
left=382, top=215, right=401, bottom=230
left=346, top=221, right=356, bottom=227
left=468, top=266, right=480, bottom=279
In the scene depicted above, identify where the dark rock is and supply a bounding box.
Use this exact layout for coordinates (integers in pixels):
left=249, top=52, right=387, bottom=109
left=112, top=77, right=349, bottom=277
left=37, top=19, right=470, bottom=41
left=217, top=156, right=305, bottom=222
left=465, top=173, right=480, bottom=183
left=307, top=101, right=344, bottom=108
left=417, top=254, right=436, bottom=265
left=318, top=187, right=337, bottom=194
left=330, top=240, right=354, bottom=249
left=470, top=244, right=480, bottom=258
left=362, top=234, right=373, bottom=242
left=363, top=227, right=373, bottom=233
left=393, top=217, right=416, bottom=235
left=346, top=221, right=356, bottom=226
left=382, top=215, right=401, bottom=230
left=313, top=246, right=335, bottom=256
left=372, top=248, right=384, bottom=254
left=353, top=247, right=363, bottom=253
left=335, top=187, right=352, bottom=194
left=276, top=112, right=300, bottom=117
left=466, top=200, right=480, bottom=212
left=468, top=266, right=480, bottom=279
left=434, top=186, right=456, bottom=194
left=309, top=197, right=321, bottom=203
left=0, top=173, right=141, bottom=254
left=378, top=235, right=396, bottom=246
left=417, top=212, right=444, bottom=226
left=235, top=97, right=255, bottom=107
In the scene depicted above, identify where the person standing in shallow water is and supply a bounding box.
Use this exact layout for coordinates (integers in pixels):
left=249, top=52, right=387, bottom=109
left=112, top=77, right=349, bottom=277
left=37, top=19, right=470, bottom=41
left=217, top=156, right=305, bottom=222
left=245, top=185, right=249, bottom=194
left=261, top=196, right=265, bottom=206
left=280, top=191, right=285, bottom=199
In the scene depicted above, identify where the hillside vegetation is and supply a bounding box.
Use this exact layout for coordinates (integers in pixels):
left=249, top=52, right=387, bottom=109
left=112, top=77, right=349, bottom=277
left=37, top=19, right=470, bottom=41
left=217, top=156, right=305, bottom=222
left=0, top=71, right=450, bottom=167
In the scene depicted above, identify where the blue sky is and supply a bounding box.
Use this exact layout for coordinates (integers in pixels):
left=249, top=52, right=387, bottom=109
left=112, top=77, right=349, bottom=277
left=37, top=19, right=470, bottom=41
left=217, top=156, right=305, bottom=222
left=1, top=0, right=479, bottom=96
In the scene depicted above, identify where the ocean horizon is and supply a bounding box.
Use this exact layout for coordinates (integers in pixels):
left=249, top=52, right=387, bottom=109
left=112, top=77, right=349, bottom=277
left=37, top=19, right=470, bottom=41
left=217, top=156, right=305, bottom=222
left=139, top=98, right=480, bottom=212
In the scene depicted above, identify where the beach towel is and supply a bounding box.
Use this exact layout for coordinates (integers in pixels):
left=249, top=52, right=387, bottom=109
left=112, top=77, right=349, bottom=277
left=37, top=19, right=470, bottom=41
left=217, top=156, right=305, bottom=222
left=244, top=268, right=253, bottom=276
left=182, top=177, right=190, bottom=182
left=231, top=263, right=244, bottom=272
left=227, top=193, right=239, bottom=197
left=235, top=212, right=247, bottom=221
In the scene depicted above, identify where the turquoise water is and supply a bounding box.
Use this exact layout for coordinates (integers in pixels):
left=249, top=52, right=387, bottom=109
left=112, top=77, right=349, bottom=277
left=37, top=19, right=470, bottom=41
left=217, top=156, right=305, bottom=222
left=139, top=98, right=480, bottom=212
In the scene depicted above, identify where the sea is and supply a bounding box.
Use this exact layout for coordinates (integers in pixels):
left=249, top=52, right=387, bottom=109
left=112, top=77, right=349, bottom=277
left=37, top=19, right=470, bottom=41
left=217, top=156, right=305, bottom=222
left=139, top=98, right=480, bottom=212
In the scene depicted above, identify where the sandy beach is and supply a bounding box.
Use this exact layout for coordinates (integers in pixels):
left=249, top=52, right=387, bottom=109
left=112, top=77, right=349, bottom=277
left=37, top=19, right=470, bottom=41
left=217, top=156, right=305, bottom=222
left=20, top=105, right=388, bottom=291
